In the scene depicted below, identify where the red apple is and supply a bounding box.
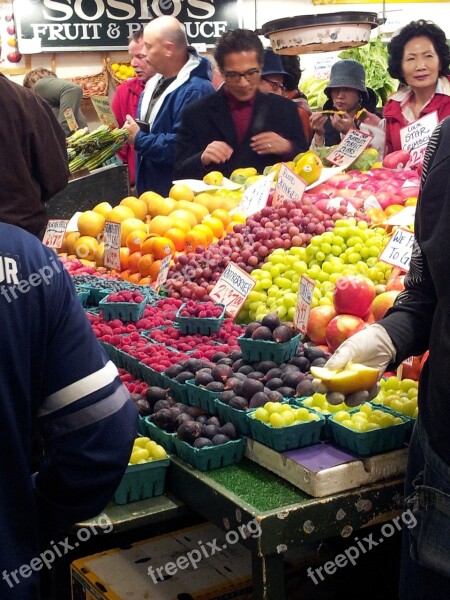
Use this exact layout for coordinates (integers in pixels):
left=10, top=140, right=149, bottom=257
left=7, top=51, right=22, bottom=63
left=386, top=275, right=405, bottom=292
left=333, top=275, right=376, bottom=318
left=382, top=150, right=411, bottom=170
left=306, top=305, right=337, bottom=345
left=370, top=290, right=401, bottom=321
left=401, top=354, right=424, bottom=381
left=325, top=314, right=366, bottom=352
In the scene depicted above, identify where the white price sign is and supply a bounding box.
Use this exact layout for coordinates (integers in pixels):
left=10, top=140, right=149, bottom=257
left=209, top=262, right=255, bottom=318
left=272, top=162, right=306, bottom=206
left=400, top=111, right=438, bottom=167
left=42, top=219, right=69, bottom=249
left=379, top=227, right=414, bottom=272
left=232, top=172, right=274, bottom=217
left=294, top=275, right=316, bottom=334
left=104, top=221, right=121, bottom=270
left=154, top=254, right=172, bottom=292
left=326, top=129, right=373, bottom=169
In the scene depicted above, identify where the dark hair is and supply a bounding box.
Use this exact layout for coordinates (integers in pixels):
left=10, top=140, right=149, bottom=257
left=214, top=29, right=264, bottom=72
left=280, top=55, right=303, bottom=91
left=388, top=19, right=450, bottom=84
left=129, top=27, right=144, bottom=44
left=23, top=68, right=56, bottom=89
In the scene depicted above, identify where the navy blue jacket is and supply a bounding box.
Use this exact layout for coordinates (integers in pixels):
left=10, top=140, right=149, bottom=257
left=0, top=224, right=137, bottom=598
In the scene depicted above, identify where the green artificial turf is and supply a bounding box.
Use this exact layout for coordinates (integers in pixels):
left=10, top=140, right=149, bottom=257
left=206, top=458, right=310, bottom=511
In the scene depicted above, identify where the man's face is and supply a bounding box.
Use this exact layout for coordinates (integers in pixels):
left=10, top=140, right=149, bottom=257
left=221, top=51, right=261, bottom=102
left=129, top=38, right=154, bottom=83
left=144, top=29, right=168, bottom=76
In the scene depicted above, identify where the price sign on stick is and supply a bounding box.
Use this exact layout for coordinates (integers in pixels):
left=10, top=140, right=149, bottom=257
left=326, top=129, right=373, bottom=169
left=42, top=219, right=69, bottom=249
left=63, top=108, right=78, bottom=132
left=232, top=172, right=274, bottom=217
left=294, top=275, right=316, bottom=334
left=400, top=111, right=438, bottom=167
left=209, top=262, right=255, bottom=318
left=272, top=162, right=306, bottom=206
left=379, top=227, right=414, bottom=272
left=154, top=255, right=172, bottom=292
left=103, top=221, right=121, bottom=270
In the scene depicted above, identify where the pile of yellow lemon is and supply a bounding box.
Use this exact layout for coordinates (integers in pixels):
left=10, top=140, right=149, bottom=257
left=111, top=62, right=136, bottom=80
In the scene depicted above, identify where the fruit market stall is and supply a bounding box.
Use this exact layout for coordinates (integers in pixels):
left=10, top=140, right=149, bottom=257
left=57, top=151, right=421, bottom=597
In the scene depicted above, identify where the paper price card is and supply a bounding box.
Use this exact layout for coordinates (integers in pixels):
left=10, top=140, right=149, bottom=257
left=91, top=96, right=119, bottom=129
left=209, top=262, right=255, bottom=318
left=42, top=219, right=69, bottom=249
left=154, top=255, right=172, bottom=292
left=326, top=129, right=373, bottom=169
left=232, top=172, right=274, bottom=217
left=294, top=275, right=316, bottom=334
left=379, top=227, right=414, bottom=272
left=63, top=108, right=78, bottom=132
left=272, top=162, right=306, bottom=206
left=103, top=221, right=121, bottom=270
left=400, top=111, right=438, bottom=167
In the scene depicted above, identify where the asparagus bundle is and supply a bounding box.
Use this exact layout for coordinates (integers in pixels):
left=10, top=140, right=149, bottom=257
left=67, top=126, right=128, bottom=173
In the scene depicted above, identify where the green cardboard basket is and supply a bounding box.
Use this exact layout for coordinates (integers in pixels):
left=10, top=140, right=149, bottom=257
left=113, top=457, right=170, bottom=505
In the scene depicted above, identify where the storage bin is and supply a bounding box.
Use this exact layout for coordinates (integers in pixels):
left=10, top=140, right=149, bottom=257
left=175, top=303, right=226, bottom=335
left=186, top=379, right=220, bottom=414
left=99, top=295, right=147, bottom=322
left=237, top=333, right=301, bottom=364
left=113, top=457, right=170, bottom=505
left=214, top=399, right=252, bottom=436
left=173, top=437, right=246, bottom=472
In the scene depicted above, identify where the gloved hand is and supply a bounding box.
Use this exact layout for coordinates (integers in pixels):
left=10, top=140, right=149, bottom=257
left=325, top=324, right=396, bottom=375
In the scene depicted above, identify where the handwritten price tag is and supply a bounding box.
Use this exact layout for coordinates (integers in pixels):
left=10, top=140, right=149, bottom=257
left=104, top=221, right=121, bottom=270
left=379, top=227, right=414, bottom=272
left=400, top=111, right=438, bottom=167
left=326, top=129, right=373, bottom=169
left=209, top=262, right=255, bottom=318
left=42, top=219, right=69, bottom=249
left=232, top=172, right=274, bottom=217
left=63, top=108, right=78, bottom=132
left=154, top=254, right=172, bottom=292
left=294, top=275, right=316, bottom=334
left=272, top=162, right=306, bottom=206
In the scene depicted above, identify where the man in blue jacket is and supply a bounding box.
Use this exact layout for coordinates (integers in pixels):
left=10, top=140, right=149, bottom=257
left=0, top=224, right=137, bottom=599
left=124, top=16, right=214, bottom=196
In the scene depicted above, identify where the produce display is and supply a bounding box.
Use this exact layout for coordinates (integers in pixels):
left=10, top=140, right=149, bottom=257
left=67, top=125, right=128, bottom=173
left=56, top=152, right=425, bottom=485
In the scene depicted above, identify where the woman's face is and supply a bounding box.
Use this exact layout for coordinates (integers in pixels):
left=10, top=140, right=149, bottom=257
left=401, top=36, right=441, bottom=90
left=330, top=87, right=361, bottom=114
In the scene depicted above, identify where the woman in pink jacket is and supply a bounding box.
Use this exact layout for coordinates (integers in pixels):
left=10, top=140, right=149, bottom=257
left=383, top=20, right=450, bottom=155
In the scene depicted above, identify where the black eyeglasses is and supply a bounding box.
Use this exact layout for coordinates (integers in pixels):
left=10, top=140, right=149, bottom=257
left=262, top=77, right=286, bottom=93
left=223, top=68, right=261, bottom=83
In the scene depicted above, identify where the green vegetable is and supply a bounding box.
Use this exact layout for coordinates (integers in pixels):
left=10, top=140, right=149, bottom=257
left=339, top=35, right=397, bottom=106
left=299, top=75, right=328, bottom=111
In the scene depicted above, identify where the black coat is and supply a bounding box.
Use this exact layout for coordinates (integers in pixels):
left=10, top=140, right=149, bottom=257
left=174, top=88, right=309, bottom=179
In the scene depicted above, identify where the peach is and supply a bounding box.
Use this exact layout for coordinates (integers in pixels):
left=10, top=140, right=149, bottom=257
left=370, top=290, right=400, bottom=322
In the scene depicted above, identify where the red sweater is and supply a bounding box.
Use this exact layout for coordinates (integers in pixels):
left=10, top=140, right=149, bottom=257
left=383, top=77, right=450, bottom=154
left=111, top=78, right=145, bottom=186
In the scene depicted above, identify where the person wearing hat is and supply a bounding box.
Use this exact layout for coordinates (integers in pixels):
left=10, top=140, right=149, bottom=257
left=310, top=59, right=384, bottom=153
left=260, top=48, right=312, bottom=141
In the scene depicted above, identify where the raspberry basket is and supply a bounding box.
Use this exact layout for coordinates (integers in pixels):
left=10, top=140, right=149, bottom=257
left=175, top=303, right=226, bottom=335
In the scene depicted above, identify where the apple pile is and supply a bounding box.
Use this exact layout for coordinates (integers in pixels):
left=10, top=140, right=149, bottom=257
left=304, top=166, right=420, bottom=213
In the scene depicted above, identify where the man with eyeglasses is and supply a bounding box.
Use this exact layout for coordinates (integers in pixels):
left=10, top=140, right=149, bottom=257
left=174, top=29, right=308, bottom=180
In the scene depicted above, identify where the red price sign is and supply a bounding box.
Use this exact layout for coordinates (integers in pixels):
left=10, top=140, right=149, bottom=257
left=42, top=219, right=69, bottom=249
left=294, top=275, right=316, bottom=334
left=209, top=262, right=255, bottom=318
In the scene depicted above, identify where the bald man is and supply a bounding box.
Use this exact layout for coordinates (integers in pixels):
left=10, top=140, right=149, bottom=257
left=123, top=16, right=214, bottom=196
